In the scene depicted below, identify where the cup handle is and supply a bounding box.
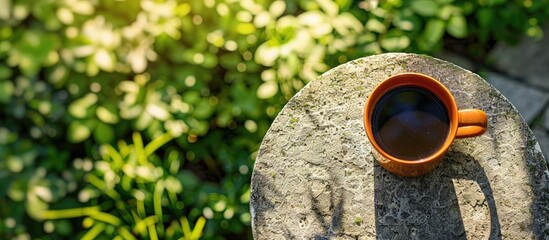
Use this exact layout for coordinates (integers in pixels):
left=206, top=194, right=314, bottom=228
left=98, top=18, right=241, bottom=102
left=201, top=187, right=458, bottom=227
left=456, top=109, right=487, bottom=138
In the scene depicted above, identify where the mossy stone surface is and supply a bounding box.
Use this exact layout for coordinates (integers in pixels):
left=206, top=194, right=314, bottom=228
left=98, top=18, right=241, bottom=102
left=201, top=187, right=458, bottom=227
left=251, top=53, right=549, bottom=239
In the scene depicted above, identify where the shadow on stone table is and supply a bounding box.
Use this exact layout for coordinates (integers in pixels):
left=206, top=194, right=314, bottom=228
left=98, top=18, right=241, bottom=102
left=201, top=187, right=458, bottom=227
left=374, top=151, right=501, bottom=239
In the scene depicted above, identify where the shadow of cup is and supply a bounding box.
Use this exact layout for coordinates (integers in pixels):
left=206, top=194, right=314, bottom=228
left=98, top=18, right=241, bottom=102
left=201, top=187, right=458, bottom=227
left=374, top=151, right=501, bottom=239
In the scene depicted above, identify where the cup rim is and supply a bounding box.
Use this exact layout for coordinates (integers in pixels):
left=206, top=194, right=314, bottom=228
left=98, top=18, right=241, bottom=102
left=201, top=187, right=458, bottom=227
left=363, top=72, right=459, bottom=164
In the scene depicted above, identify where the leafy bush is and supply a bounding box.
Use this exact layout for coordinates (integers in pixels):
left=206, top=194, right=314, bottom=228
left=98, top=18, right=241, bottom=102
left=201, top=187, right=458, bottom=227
left=1, top=0, right=548, bottom=239
left=354, top=0, right=549, bottom=57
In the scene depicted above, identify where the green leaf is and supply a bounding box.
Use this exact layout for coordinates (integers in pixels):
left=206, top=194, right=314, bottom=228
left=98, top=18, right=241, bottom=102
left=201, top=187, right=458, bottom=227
left=0, top=81, right=14, bottom=103
left=380, top=35, right=411, bottom=51
left=438, top=5, right=458, bottom=20
left=479, top=0, right=505, bottom=6
left=423, top=19, right=445, bottom=44
left=68, top=93, right=97, bottom=119
left=256, top=81, right=278, bottom=99
left=96, top=104, right=119, bottom=124
left=317, top=0, right=339, bottom=16
left=365, top=18, right=386, bottom=33
left=216, top=108, right=233, bottom=127
left=6, top=156, right=24, bottom=173
left=54, top=220, right=73, bottom=236
left=394, top=11, right=420, bottom=31
left=477, top=8, right=494, bottom=28
left=201, top=53, right=218, bottom=69
left=0, top=127, right=18, bottom=144
left=335, top=0, right=352, bottom=10
left=254, top=43, right=279, bottom=67
left=0, top=65, right=12, bottom=79
left=94, top=48, right=115, bottom=72
left=146, top=102, right=170, bottom=121
left=447, top=15, right=468, bottom=38
left=193, top=100, right=215, bottom=119
left=236, top=23, right=256, bottom=35
left=220, top=52, right=243, bottom=69
left=81, top=223, right=106, bottom=240
left=269, top=1, right=286, bottom=17
left=93, top=122, right=114, bottom=144
left=527, top=26, right=543, bottom=40
left=417, top=19, right=445, bottom=52
left=12, top=31, right=59, bottom=76
left=361, top=42, right=381, bottom=55
left=333, top=12, right=363, bottom=35
left=410, top=0, right=439, bottom=17
left=144, top=132, right=173, bottom=156
left=67, top=121, right=91, bottom=143
left=190, top=217, right=206, bottom=239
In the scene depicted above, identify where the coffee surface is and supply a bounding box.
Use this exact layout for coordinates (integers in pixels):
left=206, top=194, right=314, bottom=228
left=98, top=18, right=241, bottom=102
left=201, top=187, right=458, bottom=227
left=372, top=86, right=450, bottom=160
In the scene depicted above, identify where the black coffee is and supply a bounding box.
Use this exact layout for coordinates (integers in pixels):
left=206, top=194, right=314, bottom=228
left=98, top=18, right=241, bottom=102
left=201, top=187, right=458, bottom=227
left=371, top=86, right=450, bottom=160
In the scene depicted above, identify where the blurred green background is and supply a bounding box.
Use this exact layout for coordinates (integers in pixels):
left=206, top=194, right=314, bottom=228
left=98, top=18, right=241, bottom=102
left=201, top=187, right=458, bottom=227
left=1, top=0, right=548, bottom=239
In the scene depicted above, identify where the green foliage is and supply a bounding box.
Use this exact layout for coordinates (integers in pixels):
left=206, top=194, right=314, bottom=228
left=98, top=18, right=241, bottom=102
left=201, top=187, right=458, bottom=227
left=0, top=0, right=548, bottom=239
left=39, top=132, right=206, bottom=239
left=355, top=0, right=549, bottom=56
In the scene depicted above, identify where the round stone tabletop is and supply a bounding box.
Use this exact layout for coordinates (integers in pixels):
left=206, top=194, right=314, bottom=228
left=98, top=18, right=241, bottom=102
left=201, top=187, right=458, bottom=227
left=250, top=53, right=549, bottom=239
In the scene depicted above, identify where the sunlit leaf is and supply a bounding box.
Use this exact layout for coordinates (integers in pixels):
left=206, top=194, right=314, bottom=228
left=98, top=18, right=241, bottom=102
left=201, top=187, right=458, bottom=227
left=13, top=4, right=30, bottom=20
left=255, top=44, right=279, bottom=66
left=175, top=3, right=191, bottom=17
left=299, top=11, right=325, bottom=25
left=269, top=1, right=286, bottom=17
left=164, top=120, right=188, bottom=137
left=527, top=25, right=543, bottom=39
left=12, top=30, right=60, bottom=76
left=447, top=15, right=467, bottom=38
left=257, top=81, right=278, bottom=99
left=34, top=185, right=53, bottom=202
left=0, top=0, right=10, bottom=20
left=94, top=48, right=115, bottom=72
left=236, top=23, right=256, bottom=35
left=146, top=103, right=170, bottom=121
left=96, top=105, right=119, bottom=124
left=67, top=121, right=92, bottom=143
left=253, top=11, right=272, bottom=28
left=410, top=0, right=439, bottom=17
left=438, top=5, right=458, bottom=20
left=57, top=7, right=74, bottom=25
left=299, top=11, right=332, bottom=37
left=333, top=12, right=363, bottom=35
left=164, top=176, right=183, bottom=194
left=70, top=1, right=94, bottom=15
left=381, top=35, right=410, bottom=51
left=366, top=18, right=386, bottom=33
left=371, top=7, right=386, bottom=18
left=135, top=111, right=153, bottom=130
left=7, top=156, right=24, bottom=173
left=317, top=0, right=339, bottom=16
left=68, top=93, right=98, bottom=118
left=362, top=42, right=382, bottom=54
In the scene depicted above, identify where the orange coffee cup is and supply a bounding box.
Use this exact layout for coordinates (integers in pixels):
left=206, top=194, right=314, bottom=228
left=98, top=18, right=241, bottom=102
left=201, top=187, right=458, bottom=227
left=363, top=73, right=487, bottom=177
